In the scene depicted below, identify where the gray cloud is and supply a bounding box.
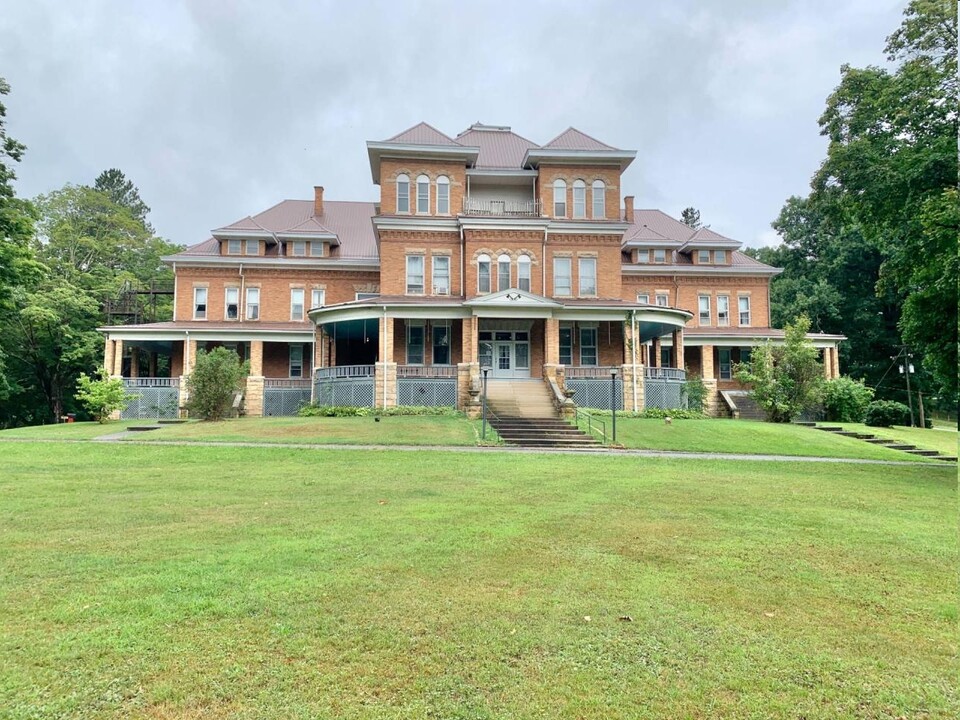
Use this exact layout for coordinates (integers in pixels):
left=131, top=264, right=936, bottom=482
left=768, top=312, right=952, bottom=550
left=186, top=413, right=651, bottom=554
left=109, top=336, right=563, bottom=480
left=1, top=0, right=904, bottom=247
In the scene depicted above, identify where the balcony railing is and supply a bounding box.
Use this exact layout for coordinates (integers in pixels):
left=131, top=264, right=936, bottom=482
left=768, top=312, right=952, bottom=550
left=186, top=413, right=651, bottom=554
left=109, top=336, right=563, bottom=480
left=645, top=367, right=686, bottom=381
left=398, top=365, right=458, bottom=378
left=462, top=198, right=541, bottom=217
left=563, top=366, right=619, bottom=379
left=314, top=365, right=375, bottom=380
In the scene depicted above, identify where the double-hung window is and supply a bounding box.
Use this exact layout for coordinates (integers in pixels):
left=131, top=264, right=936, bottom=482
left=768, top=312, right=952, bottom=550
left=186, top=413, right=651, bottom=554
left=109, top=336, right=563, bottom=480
left=432, top=256, right=450, bottom=295
left=406, top=322, right=425, bottom=364
left=572, top=180, right=586, bottom=218
left=578, top=257, right=597, bottom=296
left=698, top=295, right=711, bottom=325
left=655, top=293, right=669, bottom=307
left=224, top=287, right=239, bottom=320
left=245, top=239, right=258, bottom=255
left=406, top=255, right=424, bottom=294
left=289, top=241, right=306, bottom=257
left=553, top=179, right=566, bottom=217
left=396, top=174, right=410, bottom=213
left=193, top=287, right=207, bottom=320
left=715, top=250, right=727, bottom=264
left=432, top=322, right=450, bottom=365
left=311, top=288, right=325, bottom=309
left=592, top=180, right=605, bottom=218
left=654, top=249, right=666, bottom=263
left=698, top=250, right=710, bottom=264
left=579, top=326, right=598, bottom=366
left=738, top=296, right=751, bottom=326
left=717, top=295, right=730, bottom=326
left=226, top=239, right=242, bottom=255
left=718, top=348, right=732, bottom=380
left=416, top=175, right=430, bottom=214
left=290, top=288, right=305, bottom=321
left=637, top=293, right=650, bottom=304
left=436, top=176, right=450, bottom=214
left=518, top=254, right=531, bottom=292
left=497, top=254, right=511, bottom=291
left=245, top=287, right=260, bottom=320
left=289, top=345, right=304, bottom=378
left=477, top=254, right=491, bottom=293
left=553, top=257, right=572, bottom=296
left=637, top=250, right=650, bottom=263
left=310, top=241, right=324, bottom=257
left=559, top=325, right=573, bottom=365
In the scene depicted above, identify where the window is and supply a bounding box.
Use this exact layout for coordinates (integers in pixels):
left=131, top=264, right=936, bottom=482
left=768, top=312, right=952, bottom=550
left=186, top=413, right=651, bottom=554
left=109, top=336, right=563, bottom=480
left=661, top=347, right=673, bottom=368
left=416, top=174, right=429, bottom=214
left=310, top=241, right=324, bottom=257
left=356, top=292, right=379, bottom=301
left=290, top=288, right=305, bottom=321
left=592, top=180, right=605, bottom=218
left=396, top=174, right=410, bottom=213
left=579, top=326, right=598, bottom=366
left=698, top=295, right=711, bottom=325
left=636, top=249, right=649, bottom=264
left=553, top=179, right=567, bottom=217
left=715, top=249, right=727, bottom=264
left=559, top=325, right=573, bottom=365
left=698, top=250, right=710, bottom=264
left=406, top=255, right=425, bottom=294
left=739, top=296, right=751, bottom=325
left=245, top=287, right=260, bottom=320
left=572, top=180, right=586, bottom=218
left=289, top=345, right=304, bottom=378
left=654, top=249, right=666, bottom=263
left=740, top=347, right=752, bottom=365
left=477, top=254, right=491, bottom=293
left=655, top=293, right=669, bottom=307
left=245, top=239, right=258, bottom=256
left=432, top=322, right=450, bottom=365
left=518, top=254, right=531, bottom=292
left=311, top=288, right=325, bottom=309
left=579, top=257, right=597, bottom=296
left=432, top=256, right=450, bottom=295
left=554, top=257, right=572, bottom=295
left=406, top=322, right=425, bottom=364
left=226, top=239, right=241, bottom=255
left=436, top=176, right=450, bottom=214
left=193, top=287, right=207, bottom=320
left=718, top=348, right=732, bottom=380
left=289, top=240, right=306, bottom=257
left=637, top=293, right=650, bottom=304
left=497, top=254, right=511, bottom=290
left=224, top=287, right=239, bottom=320
left=717, top=295, right=730, bottom=326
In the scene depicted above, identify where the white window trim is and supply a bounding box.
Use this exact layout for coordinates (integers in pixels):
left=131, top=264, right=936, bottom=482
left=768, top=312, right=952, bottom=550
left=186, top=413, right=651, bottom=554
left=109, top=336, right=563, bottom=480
left=431, top=320, right=452, bottom=366
left=416, top=174, right=430, bottom=215
left=193, top=287, right=208, bottom=321
left=591, top=180, right=605, bottom=219
left=553, top=257, right=572, bottom=296
left=406, top=255, right=425, bottom=295
left=578, top=257, right=597, bottom=297
left=245, top=287, right=260, bottom=321
left=477, top=254, right=492, bottom=294
left=311, top=288, right=325, bottom=309
left=244, top=239, right=258, bottom=256
left=717, top=295, right=730, bottom=327
left=309, top=241, right=325, bottom=257
left=559, top=324, right=573, bottom=365
left=553, top=180, right=567, bottom=218
left=637, top=250, right=650, bottom=264
left=654, top=249, right=666, bottom=264
left=406, top=320, right=425, bottom=365
left=636, top=293, right=650, bottom=304
left=289, top=344, right=304, bottom=378
left=224, top=286, right=240, bottom=321
left=396, top=174, right=410, bottom=214
left=698, top=294, right=711, bottom=326
left=289, top=240, right=306, bottom=257
left=572, top=180, right=586, bottom=219
left=432, top=256, right=450, bottom=295
left=290, top=288, right=305, bottom=321
left=226, top=239, right=242, bottom=255
left=739, top=296, right=752, bottom=326
left=698, top=250, right=710, bottom=264
left=716, top=249, right=727, bottom=264
left=579, top=326, right=598, bottom=367
left=497, top=254, right=511, bottom=292
left=518, top=254, right=531, bottom=292
left=436, top=176, right=450, bottom=215
left=655, top=293, right=669, bottom=307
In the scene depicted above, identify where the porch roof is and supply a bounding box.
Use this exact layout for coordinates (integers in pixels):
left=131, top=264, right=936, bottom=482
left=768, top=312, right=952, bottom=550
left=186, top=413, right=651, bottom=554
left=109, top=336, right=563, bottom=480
left=682, top=327, right=846, bottom=348
left=98, top=321, right=316, bottom=343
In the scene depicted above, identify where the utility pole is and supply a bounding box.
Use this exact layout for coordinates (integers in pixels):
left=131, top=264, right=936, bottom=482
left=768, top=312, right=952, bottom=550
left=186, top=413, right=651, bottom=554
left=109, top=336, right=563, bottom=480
left=897, top=347, right=916, bottom=427
left=918, top=391, right=925, bottom=429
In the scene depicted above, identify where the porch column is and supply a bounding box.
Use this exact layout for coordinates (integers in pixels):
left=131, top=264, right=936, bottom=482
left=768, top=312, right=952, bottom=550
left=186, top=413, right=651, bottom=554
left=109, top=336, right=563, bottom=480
left=103, top=337, right=115, bottom=375
left=651, top=337, right=661, bottom=368
left=376, top=315, right=397, bottom=407
left=832, top=344, right=840, bottom=378
left=672, top=329, right=684, bottom=370
left=543, top=317, right=562, bottom=385
left=148, top=352, right=158, bottom=378
left=700, top=344, right=719, bottom=416
left=178, top=338, right=197, bottom=418
left=129, top=347, right=140, bottom=379
left=822, top=347, right=832, bottom=379
left=112, top=340, right=124, bottom=377
left=245, top=340, right=264, bottom=417
left=458, top=317, right=480, bottom=416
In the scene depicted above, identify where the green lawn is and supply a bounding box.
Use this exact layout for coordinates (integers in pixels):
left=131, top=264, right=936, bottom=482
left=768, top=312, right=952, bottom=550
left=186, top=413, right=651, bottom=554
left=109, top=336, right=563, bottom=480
left=602, top=417, right=944, bottom=461
left=834, top=422, right=958, bottom=457
left=0, top=419, right=146, bottom=440
left=0, top=442, right=955, bottom=718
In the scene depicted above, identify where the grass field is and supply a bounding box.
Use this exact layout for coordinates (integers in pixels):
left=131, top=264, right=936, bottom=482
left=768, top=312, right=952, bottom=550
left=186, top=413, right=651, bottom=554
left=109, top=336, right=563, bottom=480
left=0, top=441, right=955, bottom=718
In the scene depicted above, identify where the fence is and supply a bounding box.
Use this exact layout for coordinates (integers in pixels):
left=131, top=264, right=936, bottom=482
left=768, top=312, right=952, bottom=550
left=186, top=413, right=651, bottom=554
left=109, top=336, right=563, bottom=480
left=397, top=378, right=458, bottom=407
left=121, top=378, right=180, bottom=420
left=263, top=379, right=312, bottom=416
left=566, top=378, right=623, bottom=410
left=313, top=365, right=375, bottom=407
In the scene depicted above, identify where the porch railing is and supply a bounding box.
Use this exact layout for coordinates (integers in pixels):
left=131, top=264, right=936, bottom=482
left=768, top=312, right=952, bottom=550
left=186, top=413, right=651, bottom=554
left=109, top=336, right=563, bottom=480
left=314, top=365, right=375, bottom=380
left=264, top=378, right=312, bottom=388
left=563, top=365, right=619, bottom=379
left=645, top=367, right=686, bottom=381
left=123, top=377, right=179, bottom=387
left=462, top=198, right=541, bottom=217
left=398, top=365, right=458, bottom=378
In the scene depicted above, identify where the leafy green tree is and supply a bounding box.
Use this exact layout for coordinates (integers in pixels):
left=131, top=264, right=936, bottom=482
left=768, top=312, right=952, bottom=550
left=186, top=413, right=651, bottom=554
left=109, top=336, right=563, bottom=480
left=822, top=376, right=875, bottom=422
left=94, top=168, right=152, bottom=231
left=735, top=315, right=825, bottom=422
left=680, top=207, right=701, bottom=229
left=186, top=347, right=249, bottom=421
left=75, top=367, right=134, bottom=422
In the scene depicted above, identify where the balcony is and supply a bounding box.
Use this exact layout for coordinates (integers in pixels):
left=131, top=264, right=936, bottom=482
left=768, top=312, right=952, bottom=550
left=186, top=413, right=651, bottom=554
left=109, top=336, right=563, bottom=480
left=462, top=198, right=541, bottom=217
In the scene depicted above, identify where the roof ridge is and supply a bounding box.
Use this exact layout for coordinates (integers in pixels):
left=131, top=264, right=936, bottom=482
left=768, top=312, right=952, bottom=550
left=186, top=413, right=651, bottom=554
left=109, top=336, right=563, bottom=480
left=542, top=126, right=616, bottom=150
left=385, top=121, right=461, bottom=146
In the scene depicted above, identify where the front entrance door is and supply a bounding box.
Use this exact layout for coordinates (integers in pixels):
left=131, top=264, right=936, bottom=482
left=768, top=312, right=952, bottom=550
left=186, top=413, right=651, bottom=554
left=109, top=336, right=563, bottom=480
left=481, top=330, right=530, bottom=379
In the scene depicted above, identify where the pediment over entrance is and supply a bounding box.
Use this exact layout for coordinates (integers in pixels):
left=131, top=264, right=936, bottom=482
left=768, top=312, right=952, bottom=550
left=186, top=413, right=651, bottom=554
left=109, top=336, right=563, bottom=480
left=462, top=289, right=563, bottom=308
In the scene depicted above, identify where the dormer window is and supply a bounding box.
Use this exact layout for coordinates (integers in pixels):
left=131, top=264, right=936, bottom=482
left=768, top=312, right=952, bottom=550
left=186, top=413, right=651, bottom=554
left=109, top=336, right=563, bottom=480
left=245, top=239, right=258, bottom=255
left=396, top=174, right=410, bottom=213
left=226, top=239, right=242, bottom=255
left=416, top=175, right=430, bottom=214
left=592, top=180, right=605, bottom=219
left=553, top=179, right=566, bottom=217
left=310, top=241, right=325, bottom=257
left=637, top=250, right=649, bottom=263
left=289, top=241, right=306, bottom=257
left=573, top=180, right=586, bottom=219
left=436, top=176, right=450, bottom=215
left=654, top=249, right=666, bottom=263
left=698, top=250, right=710, bottom=263
left=715, top=249, right=727, bottom=264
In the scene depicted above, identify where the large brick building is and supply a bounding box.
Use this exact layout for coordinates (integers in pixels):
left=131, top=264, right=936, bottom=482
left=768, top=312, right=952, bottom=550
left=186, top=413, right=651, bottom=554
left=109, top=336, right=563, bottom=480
left=101, top=122, right=843, bottom=418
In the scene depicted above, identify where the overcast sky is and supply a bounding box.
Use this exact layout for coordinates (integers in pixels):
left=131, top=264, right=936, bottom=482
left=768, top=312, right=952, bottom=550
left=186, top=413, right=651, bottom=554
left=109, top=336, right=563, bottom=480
left=2, top=0, right=905, bottom=249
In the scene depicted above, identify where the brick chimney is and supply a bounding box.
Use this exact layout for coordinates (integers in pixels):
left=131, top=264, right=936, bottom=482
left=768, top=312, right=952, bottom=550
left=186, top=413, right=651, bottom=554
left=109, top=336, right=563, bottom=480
left=624, top=195, right=634, bottom=224
left=314, top=186, right=324, bottom=216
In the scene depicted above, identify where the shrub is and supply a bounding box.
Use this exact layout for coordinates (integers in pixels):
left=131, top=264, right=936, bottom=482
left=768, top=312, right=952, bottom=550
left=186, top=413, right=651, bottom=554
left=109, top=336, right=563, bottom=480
left=74, top=367, right=135, bottom=422
left=586, top=407, right=707, bottom=420
left=681, top=373, right=708, bottom=412
left=823, top=376, right=875, bottom=422
left=187, top=347, right=248, bottom=421
left=297, top=405, right=459, bottom=418
left=864, top=400, right=911, bottom=427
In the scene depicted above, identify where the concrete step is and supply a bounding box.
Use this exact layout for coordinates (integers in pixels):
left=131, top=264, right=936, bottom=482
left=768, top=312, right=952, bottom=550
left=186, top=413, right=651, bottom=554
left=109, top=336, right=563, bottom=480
left=865, top=438, right=896, bottom=444
left=793, top=421, right=817, bottom=427
left=905, top=449, right=940, bottom=456
left=887, top=444, right=917, bottom=451
left=936, top=456, right=958, bottom=462
left=816, top=426, right=844, bottom=432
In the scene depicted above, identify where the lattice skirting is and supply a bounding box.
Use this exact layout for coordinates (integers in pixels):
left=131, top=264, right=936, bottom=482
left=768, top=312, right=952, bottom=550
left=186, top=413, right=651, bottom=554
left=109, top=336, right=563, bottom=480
left=263, top=387, right=312, bottom=416
left=397, top=378, right=458, bottom=407
left=567, top=378, right=623, bottom=410
left=644, top=379, right=685, bottom=409
left=313, top=378, right=375, bottom=407
left=120, top=385, right=180, bottom=420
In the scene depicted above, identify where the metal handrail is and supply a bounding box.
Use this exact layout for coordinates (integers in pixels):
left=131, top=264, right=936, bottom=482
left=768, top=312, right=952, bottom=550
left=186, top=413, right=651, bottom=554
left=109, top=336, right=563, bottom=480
left=462, top=198, right=541, bottom=217
left=314, top=365, right=375, bottom=380
left=573, top=407, right=606, bottom=444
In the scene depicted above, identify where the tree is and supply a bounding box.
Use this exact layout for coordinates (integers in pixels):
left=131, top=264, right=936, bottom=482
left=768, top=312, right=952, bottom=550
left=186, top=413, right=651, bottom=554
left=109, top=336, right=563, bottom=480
left=186, top=348, right=248, bottom=421
left=94, top=168, right=152, bottom=231
left=75, top=367, right=134, bottom=422
left=735, top=315, right=825, bottom=422
left=680, top=207, right=701, bottom=229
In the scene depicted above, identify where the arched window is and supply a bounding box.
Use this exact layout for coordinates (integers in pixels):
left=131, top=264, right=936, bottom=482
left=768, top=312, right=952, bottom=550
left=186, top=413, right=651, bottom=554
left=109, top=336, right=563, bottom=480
left=573, top=180, right=586, bottom=218
left=436, top=175, right=450, bottom=215
left=416, top=174, right=430, bottom=214
left=553, top=179, right=567, bottom=217
left=517, top=254, right=531, bottom=292
left=497, top=254, right=512, bottom=291
left=592, top=180, right=605, bottom=219
left=477, top=254, right=491, bottom=293
left=396, top=174, right=410, bottom=213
